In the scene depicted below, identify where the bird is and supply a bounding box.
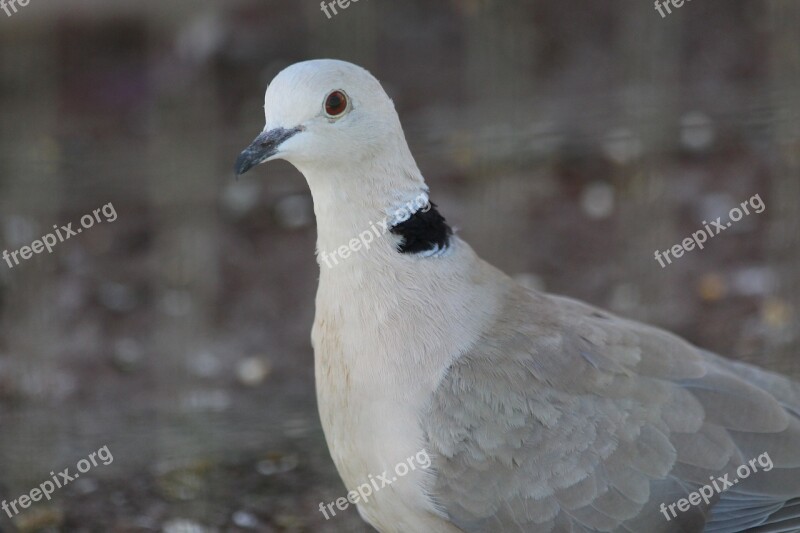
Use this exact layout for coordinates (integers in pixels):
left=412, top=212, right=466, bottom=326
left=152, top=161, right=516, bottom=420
left=235, top=59, right=800, bottom=533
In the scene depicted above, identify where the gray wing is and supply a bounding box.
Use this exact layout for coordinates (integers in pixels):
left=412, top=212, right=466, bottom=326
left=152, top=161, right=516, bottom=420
left=421, top=287, right=800, bottom=533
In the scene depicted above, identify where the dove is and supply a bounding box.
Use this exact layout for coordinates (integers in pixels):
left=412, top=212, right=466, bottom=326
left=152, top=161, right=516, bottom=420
left=235, top=59, right=800, bottom=533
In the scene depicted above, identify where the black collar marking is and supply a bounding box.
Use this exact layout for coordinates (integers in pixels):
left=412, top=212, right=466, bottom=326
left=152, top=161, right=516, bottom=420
left=389, top=202, right=452, bottom=255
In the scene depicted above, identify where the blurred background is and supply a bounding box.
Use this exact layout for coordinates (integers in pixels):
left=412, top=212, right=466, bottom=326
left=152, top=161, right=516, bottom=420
left=0, top=0, right=798, bottom=531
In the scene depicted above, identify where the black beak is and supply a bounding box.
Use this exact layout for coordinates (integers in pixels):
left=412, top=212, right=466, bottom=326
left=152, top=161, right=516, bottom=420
left=234, top=126, right=303, bottom=177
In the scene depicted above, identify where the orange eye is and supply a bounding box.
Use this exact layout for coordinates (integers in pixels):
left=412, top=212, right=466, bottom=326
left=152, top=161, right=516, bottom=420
left=324, top=90, right=349, bottom=117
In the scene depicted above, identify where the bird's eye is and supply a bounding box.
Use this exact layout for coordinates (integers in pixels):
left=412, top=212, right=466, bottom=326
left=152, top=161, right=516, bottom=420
left=324, top=90, right=349, bottom=118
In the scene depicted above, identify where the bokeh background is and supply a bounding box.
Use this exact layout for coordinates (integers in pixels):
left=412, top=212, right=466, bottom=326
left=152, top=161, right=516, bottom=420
left=0, top=0, right=799, bottom=531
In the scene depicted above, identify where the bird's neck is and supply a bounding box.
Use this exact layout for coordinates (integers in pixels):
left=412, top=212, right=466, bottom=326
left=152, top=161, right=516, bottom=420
left=294, top=153, right=431, bottom=268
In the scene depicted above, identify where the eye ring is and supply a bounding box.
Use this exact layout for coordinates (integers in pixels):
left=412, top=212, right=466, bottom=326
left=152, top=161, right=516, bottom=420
left=324, top=90, right=350, bottom=118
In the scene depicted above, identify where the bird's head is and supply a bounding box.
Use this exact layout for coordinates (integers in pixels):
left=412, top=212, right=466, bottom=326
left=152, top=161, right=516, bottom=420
left=235, top=59, right=410, bottom=177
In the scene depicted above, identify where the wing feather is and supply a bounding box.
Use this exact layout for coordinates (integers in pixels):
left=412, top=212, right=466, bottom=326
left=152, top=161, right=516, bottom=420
left=422, top=287, right=800, bottom=532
